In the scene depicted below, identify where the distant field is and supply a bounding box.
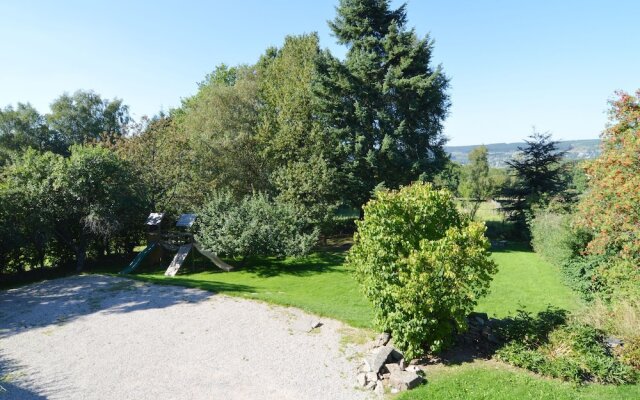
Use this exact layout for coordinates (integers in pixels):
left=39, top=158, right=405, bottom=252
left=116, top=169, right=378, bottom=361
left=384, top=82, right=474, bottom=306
left=446, top=138, right=600, bottom=167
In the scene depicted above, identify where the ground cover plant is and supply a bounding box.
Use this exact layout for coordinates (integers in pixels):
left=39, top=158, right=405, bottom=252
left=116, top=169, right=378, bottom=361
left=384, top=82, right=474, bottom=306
left=495, top=309, right=637, bottom=384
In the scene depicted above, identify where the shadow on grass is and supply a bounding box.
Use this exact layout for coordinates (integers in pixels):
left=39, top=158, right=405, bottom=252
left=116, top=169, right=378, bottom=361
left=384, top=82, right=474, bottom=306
left=131, top=274, right=255, bottom=294
left=238, top=251, right=347, bottom=278
left=157, top=250, right=349, bottom=279
left=436, top=307, right=568, bottom=366
left=489, top=240, right=533, bottom=254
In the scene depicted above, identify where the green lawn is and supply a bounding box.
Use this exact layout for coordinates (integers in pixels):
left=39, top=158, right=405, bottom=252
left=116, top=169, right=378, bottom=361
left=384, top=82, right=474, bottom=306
left=397, top=362, right=640, bottom=400
left=476, top=243, right=582, bottom=318
left=129, top=242, right=581, bottom=325
left=133, top=251, right=374, bottom=328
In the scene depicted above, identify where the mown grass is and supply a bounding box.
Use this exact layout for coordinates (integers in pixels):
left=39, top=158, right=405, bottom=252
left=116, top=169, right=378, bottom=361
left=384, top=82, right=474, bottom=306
left=396, top=362, right=640, bottom=400
left=132, top=251, right=374, bottom=328
left=125, top=242, right=581, bottom=325
left=477, top=243, right=582, bottom=318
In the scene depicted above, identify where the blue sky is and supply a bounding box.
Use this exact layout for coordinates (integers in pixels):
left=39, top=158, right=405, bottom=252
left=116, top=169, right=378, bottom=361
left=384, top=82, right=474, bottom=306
left=1, top=1, right=638, bottom=145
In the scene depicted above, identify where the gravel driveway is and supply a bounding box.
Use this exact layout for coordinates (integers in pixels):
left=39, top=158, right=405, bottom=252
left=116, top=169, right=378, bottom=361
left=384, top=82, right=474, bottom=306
left=0, top=275, right=372, bottom=399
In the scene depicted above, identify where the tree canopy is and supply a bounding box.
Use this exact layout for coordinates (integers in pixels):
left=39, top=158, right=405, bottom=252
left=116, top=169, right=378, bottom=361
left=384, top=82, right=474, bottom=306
left=315, top=0, right=450, bottom=211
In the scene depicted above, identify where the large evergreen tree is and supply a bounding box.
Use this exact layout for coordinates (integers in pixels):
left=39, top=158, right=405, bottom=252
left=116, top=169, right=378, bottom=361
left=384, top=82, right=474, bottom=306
left=502, top=131, right=566, bottom=225
left=316, top=0, right=450, bottom=211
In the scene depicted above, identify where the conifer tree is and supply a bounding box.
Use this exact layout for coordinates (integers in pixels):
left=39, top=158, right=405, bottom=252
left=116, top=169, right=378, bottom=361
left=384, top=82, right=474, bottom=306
left=315, top=0, right=450, bottom=211
left=502, top=131, right=566, bottom=225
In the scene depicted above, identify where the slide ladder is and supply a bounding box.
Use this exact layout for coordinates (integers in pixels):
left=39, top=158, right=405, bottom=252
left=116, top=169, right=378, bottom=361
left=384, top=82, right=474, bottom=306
left=120, top=242, right=158, bottom=274
left=165, top=244, right=192, bottom=277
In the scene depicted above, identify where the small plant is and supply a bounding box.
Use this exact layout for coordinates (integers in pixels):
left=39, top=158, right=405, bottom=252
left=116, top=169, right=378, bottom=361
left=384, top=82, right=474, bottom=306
left=348, top=182, right=497, bottom=359
left=621, top=336, right=640, bottom=371
left=496, top=308, right=638, bottom=384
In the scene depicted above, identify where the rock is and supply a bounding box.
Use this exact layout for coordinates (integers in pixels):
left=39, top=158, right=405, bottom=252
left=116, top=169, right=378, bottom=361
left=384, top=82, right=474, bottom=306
left=389, top=347, right=404, bottom=362
left=385, top=363, right=401, bottom=374
left=389, top=370, right=423, bottom=391
left=364, top=345, right=394, bottom=373
left=374, top=380, right=385, bottom=396
left=366, top=372, right=378, bottom=383
left=399, top=358, right=406, bottom=370
left=365, top=380, right=377, bottom=390
left=308, top=320, right=323, bottom=332
left=405, top=365, right=421, bottom=373
left=374, top=332, right=391, bottom=347
left=357, top=372, right=367, bottom=387
left=605, top=337, right=624, bottom=348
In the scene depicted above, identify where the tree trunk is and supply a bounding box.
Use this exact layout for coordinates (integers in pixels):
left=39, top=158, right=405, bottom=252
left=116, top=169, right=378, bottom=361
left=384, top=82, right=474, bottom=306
left=75, top=242, right=87, bottom=272
left=76, top=249, right=87, bottom=272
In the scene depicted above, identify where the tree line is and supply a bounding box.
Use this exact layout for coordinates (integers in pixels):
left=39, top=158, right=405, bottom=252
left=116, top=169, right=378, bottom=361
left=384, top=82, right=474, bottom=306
left=0, top=0, right=450, bottom=274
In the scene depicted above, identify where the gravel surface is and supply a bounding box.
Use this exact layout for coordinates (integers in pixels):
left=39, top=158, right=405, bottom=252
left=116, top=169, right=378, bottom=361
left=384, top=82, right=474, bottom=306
left=0, top=275, right=372, bottom=399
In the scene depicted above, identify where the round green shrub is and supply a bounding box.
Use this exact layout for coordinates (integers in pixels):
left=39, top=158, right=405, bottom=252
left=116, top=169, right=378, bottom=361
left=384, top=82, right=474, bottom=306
left=196, top=190, right=318, bottom=260
left=347, top=182, right=497, bottom=358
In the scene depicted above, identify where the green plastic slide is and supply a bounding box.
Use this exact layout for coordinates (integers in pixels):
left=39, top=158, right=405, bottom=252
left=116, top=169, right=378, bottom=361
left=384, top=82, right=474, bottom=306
left=120, top=242, right=158, bottom=274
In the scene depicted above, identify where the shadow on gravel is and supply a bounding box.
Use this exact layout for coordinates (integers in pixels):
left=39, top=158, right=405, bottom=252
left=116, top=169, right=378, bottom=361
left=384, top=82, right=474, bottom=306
left=0, top=354, right=64, bottom=399
left=0, top=275, right=252, bottom=339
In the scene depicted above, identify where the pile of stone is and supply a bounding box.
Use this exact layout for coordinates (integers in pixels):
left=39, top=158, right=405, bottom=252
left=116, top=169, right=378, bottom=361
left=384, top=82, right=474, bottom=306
left=356, top=333, right=424, bottom=395
left=463, top=312, right=501, bottom=346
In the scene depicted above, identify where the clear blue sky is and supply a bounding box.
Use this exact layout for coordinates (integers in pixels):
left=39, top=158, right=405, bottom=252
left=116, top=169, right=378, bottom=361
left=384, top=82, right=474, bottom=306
left=1, top=0, right=638, bottom=145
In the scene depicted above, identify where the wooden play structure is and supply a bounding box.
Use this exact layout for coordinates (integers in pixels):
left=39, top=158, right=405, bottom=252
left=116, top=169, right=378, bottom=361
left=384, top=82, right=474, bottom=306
left=120, top=213, right=233, bottom=276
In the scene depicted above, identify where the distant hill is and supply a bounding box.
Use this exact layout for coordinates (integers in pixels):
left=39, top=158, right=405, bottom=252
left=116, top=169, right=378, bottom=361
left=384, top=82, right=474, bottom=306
left=445, top=139, right=601, bottom=167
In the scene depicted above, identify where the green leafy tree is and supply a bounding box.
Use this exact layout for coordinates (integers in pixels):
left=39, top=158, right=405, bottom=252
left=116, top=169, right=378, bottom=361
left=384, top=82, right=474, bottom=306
left=256, top=34, right=341, bottom=231
left=180, top=65, right=267, bottom=202
left=54, top=145, right=144, bottom=271
left=316, top=0, right=450, bottom=212
left=257, top=34, right=329, bottom=164
left=117, top=115, right=189, bottom=213
left=432, top=159, right=461, bottom=195
left=348, top=183, right=496, bottom=358
left=0, top=103, right=64, bottom=164
left=574, top=90, right=640, bottom=299
left=0, top=149, right=62, bottom=272
left=271, top=155, right=339, bottom=235
left=459, top=145, right=493, bottom=218
left=47, top=90, right=131, bottom=149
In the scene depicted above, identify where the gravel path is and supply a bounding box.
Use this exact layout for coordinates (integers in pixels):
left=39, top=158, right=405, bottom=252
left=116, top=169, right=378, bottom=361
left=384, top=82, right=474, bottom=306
left=0, top=275, right=372, bottom=399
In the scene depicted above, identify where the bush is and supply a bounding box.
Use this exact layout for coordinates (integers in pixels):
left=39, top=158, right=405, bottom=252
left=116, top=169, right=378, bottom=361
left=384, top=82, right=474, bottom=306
left=561, top=254, right=608, bottom=300
left=621, top=336, right=640, bottom=371
left=496, top=308, right=638, bottom=384
left=530, top=209, right=582, bottom=267
left=347, top=183, right=496, bottom=358
left=578, top=300, right=640, bottom=341
left=196, top=190, right=318, bottom=260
